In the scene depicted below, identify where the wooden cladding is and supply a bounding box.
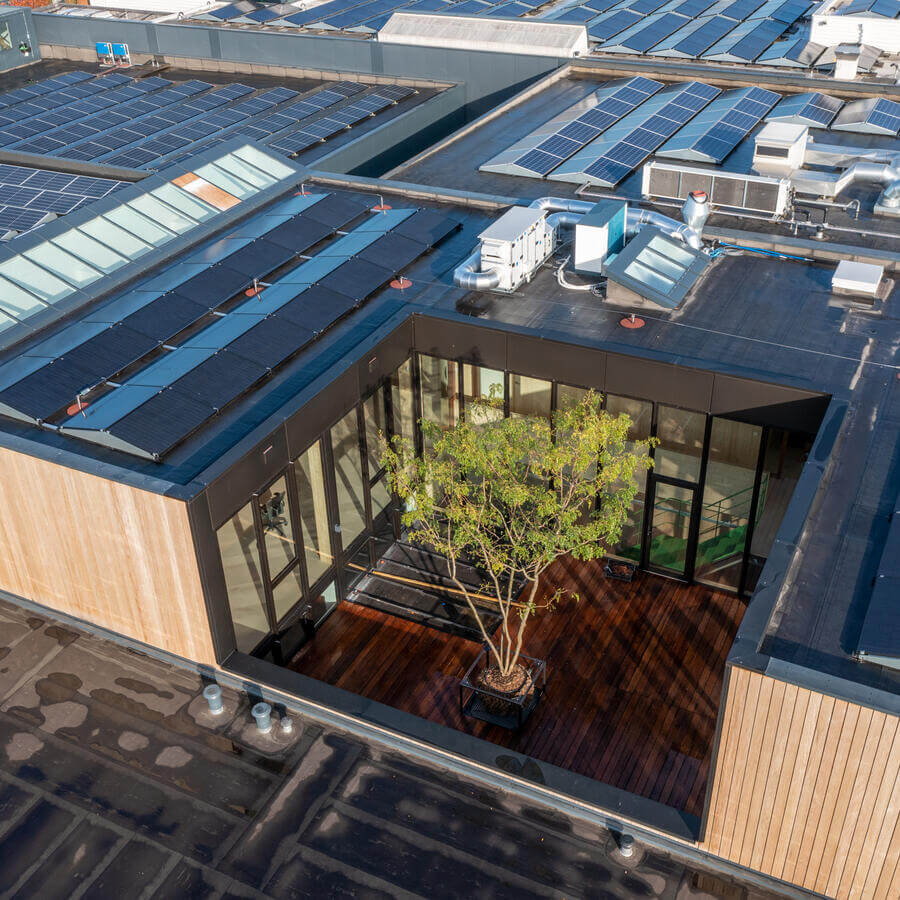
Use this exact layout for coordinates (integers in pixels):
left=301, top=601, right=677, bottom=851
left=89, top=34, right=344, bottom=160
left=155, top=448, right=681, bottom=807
left=0, top=448, right=216, bottom=666
left=702, top=665, right=900, bottom=899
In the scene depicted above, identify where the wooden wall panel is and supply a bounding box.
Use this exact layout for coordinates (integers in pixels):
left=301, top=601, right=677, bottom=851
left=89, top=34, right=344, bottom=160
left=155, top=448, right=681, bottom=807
left=0, top=447, right=216, bottom=665
left=702, top=665, right=900, bottom=899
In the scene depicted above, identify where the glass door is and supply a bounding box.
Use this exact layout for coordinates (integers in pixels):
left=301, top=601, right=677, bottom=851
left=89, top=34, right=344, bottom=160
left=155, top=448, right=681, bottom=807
left=646, top=479, right=698, bottom=577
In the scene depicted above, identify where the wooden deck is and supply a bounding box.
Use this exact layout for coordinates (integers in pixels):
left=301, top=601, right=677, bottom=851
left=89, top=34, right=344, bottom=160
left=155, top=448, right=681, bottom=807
left=289, top=556, right=746, bottom=819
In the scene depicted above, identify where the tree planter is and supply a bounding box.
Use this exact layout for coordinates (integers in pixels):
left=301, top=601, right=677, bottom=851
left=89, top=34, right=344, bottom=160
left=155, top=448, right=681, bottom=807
left=604, top=558, right=637, bottom=582
left=459, top=646, right=546, bottom=731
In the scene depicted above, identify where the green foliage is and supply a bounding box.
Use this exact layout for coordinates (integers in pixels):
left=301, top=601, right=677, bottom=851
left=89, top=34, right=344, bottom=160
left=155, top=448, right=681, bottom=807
left=381, top=390, right=654, bottom=676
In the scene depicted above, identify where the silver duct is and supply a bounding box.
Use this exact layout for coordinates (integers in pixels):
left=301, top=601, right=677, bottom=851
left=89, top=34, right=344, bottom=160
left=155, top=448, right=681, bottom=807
left=837, top=160, right=900, bottom=208
left=452, top=247, right=501, bottom=290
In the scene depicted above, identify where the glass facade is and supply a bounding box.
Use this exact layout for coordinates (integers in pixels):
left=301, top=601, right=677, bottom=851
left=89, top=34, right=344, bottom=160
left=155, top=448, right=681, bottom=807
left=215, top=351, right=808, bottom=659
left=217, top=502, right=268, bottom=653
left=294, top=442, right=332, bottom=587
left=331, top=408, right=367, bottom=548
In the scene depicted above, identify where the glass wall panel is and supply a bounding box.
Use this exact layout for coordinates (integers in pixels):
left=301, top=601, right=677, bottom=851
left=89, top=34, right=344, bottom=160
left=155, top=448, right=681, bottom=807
left=606, top=395, right=652, bottom=562
left=331, top=408, right=367, bottom=548
left=151, top=183, right=217, bottom=222
left=128, top=195, right=195, bottom=234
left=257, top=476, right=295, bottom=578
left=389, top=358, right=415, bottom=444
left=510, top=374, right=552, bottom=419
left=648, top=483, right=695, bottom=575
left=370, top=477, right=393, bottom=520
left=364, top=387, right=388, bottom=476
left=52, top=230, right=126, bottom=275
left=217, top=502, right=269, bottom=653
left=419, top=354, right=459, bottom=435
left=745, top=428, right=812, bottom=592
left=24, top=242, right=101, bottom=289
left=294, top=442, right=332, bottom=587
left=308, top=580, right=338, bottom=625
left=0, top=257, right=71, bottom=303
left=79, top=217, right=151, bottom=259
left=272, top=567, right=303, bottom=622
left=695, top=418, right=762, bottom=590
left=104, top=207, right=173, bottom=246
left=0, top=275, right=46, bottom=318
left=655, top=405, right=706, bottom=482
left=462, top=363, right=504, bottom=424
left=232, top=144, right=296, bottom=180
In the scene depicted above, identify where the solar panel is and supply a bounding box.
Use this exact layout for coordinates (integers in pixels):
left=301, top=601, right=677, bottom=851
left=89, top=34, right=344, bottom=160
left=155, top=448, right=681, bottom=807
left=765, top=91, right=842, bottom=126
left=273, top=285, right=357, bottom=332
left=588, top=10, right=643, bottom=41
left=647, top=15, right=736, bottom=56
left=833, top=97, right=900, bottom=135
left=549, top=81, right=720, bottom=187
left=658, top=86, right=780, bottom=163
left=481, top=76, right=663, bottom=178
left=600, top=12, right=690, bottom=53
left=703, top=17, right=789, bottom=60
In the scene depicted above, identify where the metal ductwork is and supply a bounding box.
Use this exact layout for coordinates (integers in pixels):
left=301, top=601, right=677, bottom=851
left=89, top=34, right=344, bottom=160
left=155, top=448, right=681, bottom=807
left=453, top=247, right=501, bottom=290
left=836, top=160, right=900, bottom=208
left=529, top=195, right=706, bottom=250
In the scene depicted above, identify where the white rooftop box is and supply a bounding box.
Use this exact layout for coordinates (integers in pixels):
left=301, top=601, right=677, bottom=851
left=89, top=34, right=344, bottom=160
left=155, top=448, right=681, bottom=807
left=832, top=260, right=883, bottom=297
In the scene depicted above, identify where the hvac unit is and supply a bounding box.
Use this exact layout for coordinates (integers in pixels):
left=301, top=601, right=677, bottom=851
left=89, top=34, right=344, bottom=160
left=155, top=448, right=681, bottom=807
left=477, top=205, right=554, bottom=292
left=573, top=200, right=627, bottom=275
left=641, top=161, right=791, bottom=218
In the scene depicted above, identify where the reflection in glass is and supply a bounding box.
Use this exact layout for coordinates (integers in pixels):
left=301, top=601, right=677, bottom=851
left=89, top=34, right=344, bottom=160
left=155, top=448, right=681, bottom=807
left=509, top=374, right=551, bottom=419
left=745, top=429, right=812, bottom=592
left=462, top=363, right=504, bottom=424
left=419, top=354, right=459, bottom=436
left=655, top=405, right=705, bottom=482
left=217, top=502, right=269, bottom=652
left=370, top=476, right=392, bottom=520
left=294, top=442, right=332, bottom=586
left=331, top=409, right=367, bottom=547
left=364, top=387, right=388, bottom=476
left=606, top=395, right=652, bottom=561
left=648, top=483, right=694, bottom=575
left=695, top=418, right=761, bottom=590
left=272, top=567, right=303, bottom=622
left=389, top=358, right=415, bottom=444
left=309, top=580, right=338, bottom=625
left=257, top=476, right=295, bottom=578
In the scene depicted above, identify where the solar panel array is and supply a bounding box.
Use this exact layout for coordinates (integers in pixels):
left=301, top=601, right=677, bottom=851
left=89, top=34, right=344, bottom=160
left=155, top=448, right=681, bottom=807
left=765, top=91, right=843, bottom=127
left=656, top=86, right=779, bottom=164
left=0, top=165, right=127, bottom=234
left=0, top=69, right=417, bottom=178
left=832, top=98, right=900, bottom=135
left=0, top=193, right=460, bottom=458
left=549, top=81, right=721, bottom=187
left=481, top=77, right=663, bottom=177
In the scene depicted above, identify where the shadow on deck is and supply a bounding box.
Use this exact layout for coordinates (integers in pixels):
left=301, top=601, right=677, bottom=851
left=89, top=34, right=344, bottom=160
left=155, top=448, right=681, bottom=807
left=289, top=543, right=746, bottom=820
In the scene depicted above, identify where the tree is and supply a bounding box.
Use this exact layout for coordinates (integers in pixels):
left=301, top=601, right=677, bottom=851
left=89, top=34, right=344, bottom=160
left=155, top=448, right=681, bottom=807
left=381, top=390, right=654, bottom=693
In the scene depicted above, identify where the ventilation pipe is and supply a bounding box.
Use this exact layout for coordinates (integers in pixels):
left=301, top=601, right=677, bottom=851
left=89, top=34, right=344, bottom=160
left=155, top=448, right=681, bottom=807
left=836, top=160, right=900, bottom=208
left=528, top=196, right=706, bottom=250
left=453, top=247, right=501, bottom=290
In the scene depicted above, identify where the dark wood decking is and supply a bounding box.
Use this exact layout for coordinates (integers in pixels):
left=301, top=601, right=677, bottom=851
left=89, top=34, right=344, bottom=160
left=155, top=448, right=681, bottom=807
left=289, top=557, right=746, bottom=819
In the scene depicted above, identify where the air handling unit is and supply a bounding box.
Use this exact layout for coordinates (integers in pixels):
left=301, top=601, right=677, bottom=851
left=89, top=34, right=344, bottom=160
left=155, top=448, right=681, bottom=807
left=642, top=161, right=791, bottom=218
left=474, top=205, right=555, bottom=292
left=573, top=200, right=627, bottom=276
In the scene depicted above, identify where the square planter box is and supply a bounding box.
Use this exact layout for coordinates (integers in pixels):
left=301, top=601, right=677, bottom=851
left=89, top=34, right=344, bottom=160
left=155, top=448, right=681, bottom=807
left=459, top=646, right=546, bottom=731
left=604, top=558, right=637, bottom=582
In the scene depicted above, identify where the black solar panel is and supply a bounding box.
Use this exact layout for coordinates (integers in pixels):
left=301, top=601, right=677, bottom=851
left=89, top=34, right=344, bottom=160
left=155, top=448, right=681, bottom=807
left=121, top=293, right=210, bottom=342
left=273, top=285, right=358, bottom=332
left=391, top=209, right=460, bottom=246
left=264, top=216, right=335, bottom=253
left=301, top=193, right=373, bottom=228
left=0, top=359, right=101, bottom=422
left=176, top=265, right=252, bottom=308
left=227, top=316, right=316, bottom=370
left=170, top=350, right=268, bottom=409
left=107, top=387, right=214, bottom=459
left=358, top=232, right=429, bottom=272
left=318, top=257, right=394, bottom=302
left=59, top=324, right=159, bottom=379
left=224, top=239, right=296, bottom=277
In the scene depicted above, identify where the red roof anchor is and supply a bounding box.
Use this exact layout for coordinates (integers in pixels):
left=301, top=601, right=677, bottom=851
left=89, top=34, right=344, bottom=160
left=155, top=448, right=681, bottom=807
left=619, top=314, right=646, bottom=329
